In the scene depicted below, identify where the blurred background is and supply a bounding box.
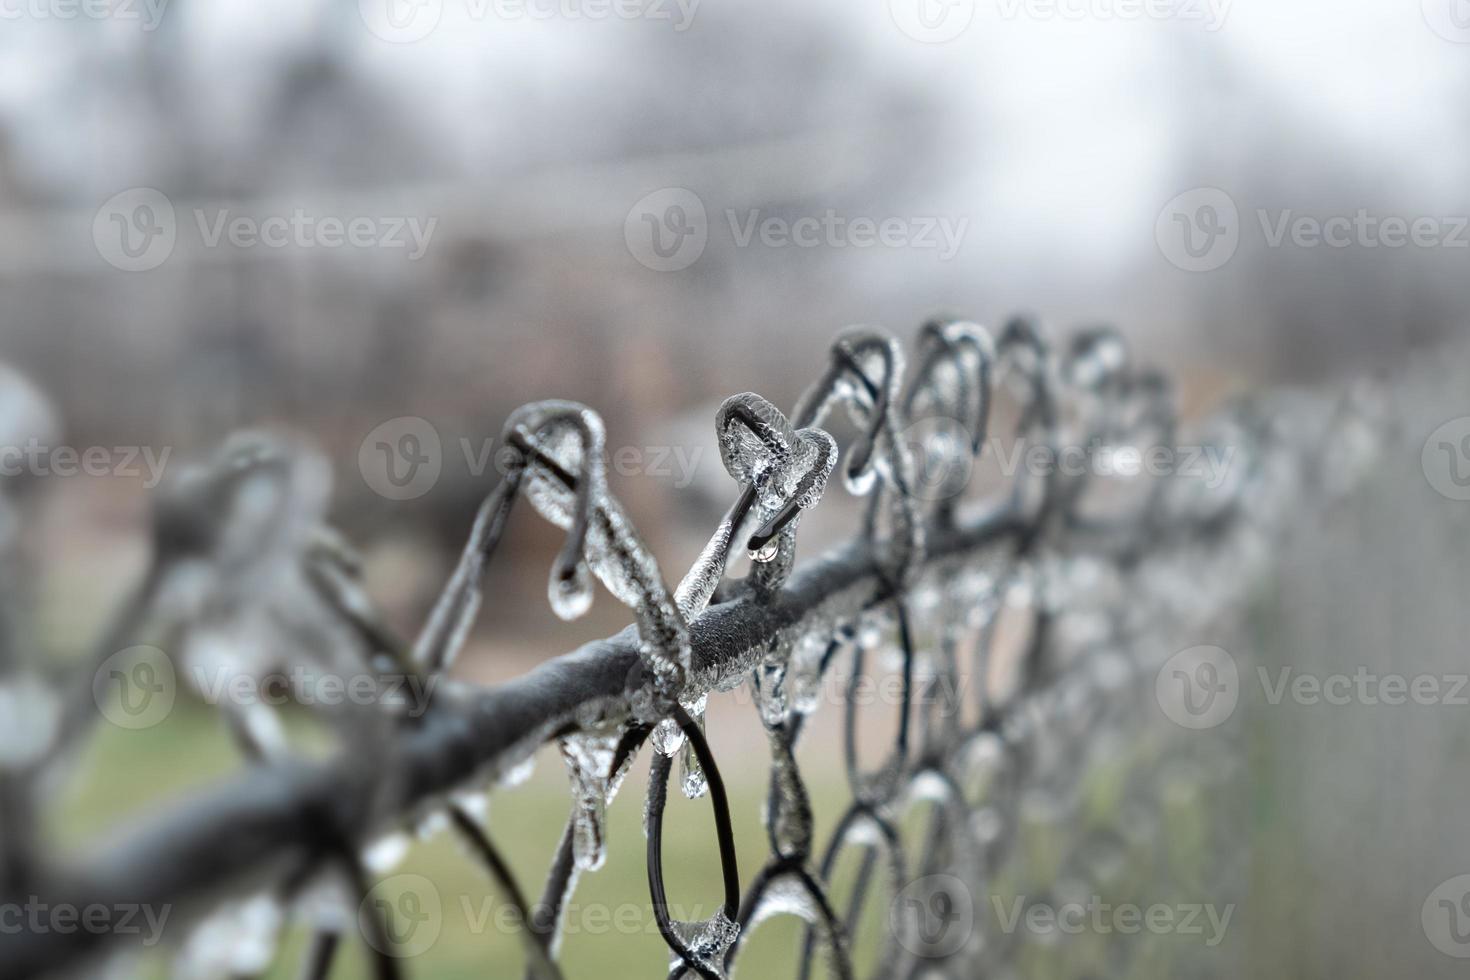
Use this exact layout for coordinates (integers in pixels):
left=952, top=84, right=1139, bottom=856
left=2, top=0, right=1470, bottom=976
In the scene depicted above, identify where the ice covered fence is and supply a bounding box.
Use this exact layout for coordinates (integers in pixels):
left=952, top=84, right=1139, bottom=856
left=0, top=318, right=1385, bottom=979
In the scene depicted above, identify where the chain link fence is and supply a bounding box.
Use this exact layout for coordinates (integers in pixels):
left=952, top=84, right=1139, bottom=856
left=0, top=317, right=1387, bottom=979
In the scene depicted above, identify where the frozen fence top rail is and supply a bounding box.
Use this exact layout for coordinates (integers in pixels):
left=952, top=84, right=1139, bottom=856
left=0, top=318, right=1381, bottom=979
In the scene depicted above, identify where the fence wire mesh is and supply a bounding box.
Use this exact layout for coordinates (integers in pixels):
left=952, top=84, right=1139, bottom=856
left=0, top=317, right=1386, bottom=980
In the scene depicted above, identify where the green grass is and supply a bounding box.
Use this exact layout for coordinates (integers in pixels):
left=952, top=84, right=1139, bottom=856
left=53, top=683, right=1208, bottom=979
left=52, top=703, right=876, bottom=979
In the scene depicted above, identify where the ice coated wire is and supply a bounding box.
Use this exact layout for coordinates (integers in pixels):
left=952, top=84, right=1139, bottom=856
left=0, top=318, right=1394, bottom=980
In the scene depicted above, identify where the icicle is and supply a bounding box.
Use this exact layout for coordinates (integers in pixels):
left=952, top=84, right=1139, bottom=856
left=845, top=463, right=879, bottom=496
left=680, top=738, right=707, bottom=799
left=750, top=661, right=788, bottom=729
left=173, top=894, right=284, bottom=980
left=1063, top=326, right=1128, bottom=392
left=548, top=561, right=594, bottom=621
left=361, top=832, right=412, bottom=874
left=292, top=870, right=355, bottom=934
left=0, top=672, right=59, bottom=768
left=788, top=628, right=832, bottom=716
left=559, top=731, right=620, bottom=871
left=414, top=809, right=450, bottom=841
left=450, top=788, right=490, bottom=822
left=498, top=754, right=537, bottom=789
left=679, top=708, right=709, bottom=799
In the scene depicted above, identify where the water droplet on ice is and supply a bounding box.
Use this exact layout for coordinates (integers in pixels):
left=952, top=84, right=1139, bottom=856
left=681, top=738, right=708, bottom=799
left=748, top=540, right=779, bottom=563
left=549, top=562, right=594, bottom=620
left=650, top=716, right=685, bottom=756
left=361, top=832, right=412, bottom=873
left=844, top=462, right=878, bottom=496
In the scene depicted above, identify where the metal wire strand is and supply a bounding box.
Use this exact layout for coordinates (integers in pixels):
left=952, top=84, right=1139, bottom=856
left=0, top=314, right=1347, bottom=980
